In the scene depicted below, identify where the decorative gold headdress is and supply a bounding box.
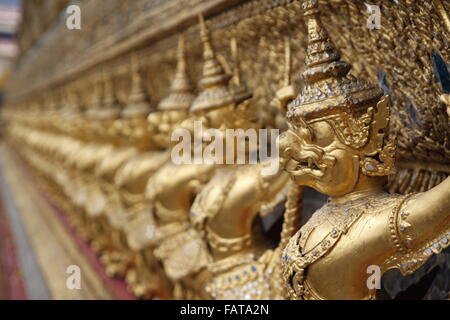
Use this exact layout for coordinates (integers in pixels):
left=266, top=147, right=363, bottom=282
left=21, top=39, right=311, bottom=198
left=287, top=0, right=396, bottom=176
left=96, top=71, right=121, bottom=119
left=158, top=36, right=195, bottom=111
left=190, top=14, right=248, bottom=114
left=122, top=54, right=153, bottom=118
left=229, top=37, right=252, bottom=104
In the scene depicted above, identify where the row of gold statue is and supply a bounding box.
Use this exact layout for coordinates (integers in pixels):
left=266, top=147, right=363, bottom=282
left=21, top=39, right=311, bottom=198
left=2, top=1, right=449, bottom=300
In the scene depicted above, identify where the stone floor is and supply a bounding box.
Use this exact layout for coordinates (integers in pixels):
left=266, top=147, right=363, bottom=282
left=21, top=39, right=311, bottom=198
left=0, top=145, right=115, bottom=299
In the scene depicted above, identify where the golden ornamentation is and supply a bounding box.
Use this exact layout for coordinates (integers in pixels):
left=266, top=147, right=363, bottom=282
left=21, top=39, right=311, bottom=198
left=279, top=0, right=450, bottom=300
left=388, top=193, right=417, bottom=254
left=2, top=0, right=449, bottom=301
left=158, top=36, right=195, bottom=111
left=205, top=225, right=252, bottom=254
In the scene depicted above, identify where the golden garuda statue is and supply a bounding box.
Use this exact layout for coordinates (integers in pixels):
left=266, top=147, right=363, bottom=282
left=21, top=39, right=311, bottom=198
left=1, top=0, right=449, bottom=302
left=279, top=0, right=450, bottom=300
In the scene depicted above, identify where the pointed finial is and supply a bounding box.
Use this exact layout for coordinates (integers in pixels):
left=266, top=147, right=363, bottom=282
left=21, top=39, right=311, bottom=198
left=199, top=14, right=215, bottom=62
left=190, top=14, right=239, bottom=113
left=230, top=37, right=252, bottom=103
left=283, top=36, right=292, bottom=87
left=130, top=52, right=141, bottom=85
left=123, top=53, right=152, bottom=117
left=231, top=37, right=241, bottom=87
left=177, top=35, right=186, bottom=72
left=96, top=70, right=121, bottom=120
left=102, top=70, right=118, bottom=107
left=287, top=0, right=383, bottom=121
left=158, top=35, right=195, bottom=110
left=301, top=0, right=350, bottom=83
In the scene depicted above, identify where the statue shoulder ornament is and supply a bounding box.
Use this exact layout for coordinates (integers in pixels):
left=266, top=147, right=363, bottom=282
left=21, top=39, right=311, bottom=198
left=279, top=0, right=450, bottom=300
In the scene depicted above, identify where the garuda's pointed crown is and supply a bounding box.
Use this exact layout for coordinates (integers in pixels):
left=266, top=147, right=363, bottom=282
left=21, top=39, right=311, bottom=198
left=101, top=71, right=122, bottom=118
left=86, top=73, right=121, bottom=120
left=287, top=0, right=383, bottom=122
left=158, top=36, right=195, bottom=111
left=287, top=0, right=395, bottom=176
left=122, top=54, right=153, bottom=118
left=190, top=14, right=250, bottom=113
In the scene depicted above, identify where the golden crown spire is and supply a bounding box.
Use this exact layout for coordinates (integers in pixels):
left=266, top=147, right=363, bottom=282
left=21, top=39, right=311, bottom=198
left=231, top=37, right=241, bottom=87
left=158, top=35, right=195, bottom=110
left=190, top=14, right=238, bottom=113
left=287, top=0, right=383, bottom=122
left=230, top=37, right=252, bottom=103
left=102, top=71, right=120, bottom=109
left=123, top=53, right=152, bottom=117
left=283, top=36, right=292, bottom=88
left=95, top=70, right=121, bottom=120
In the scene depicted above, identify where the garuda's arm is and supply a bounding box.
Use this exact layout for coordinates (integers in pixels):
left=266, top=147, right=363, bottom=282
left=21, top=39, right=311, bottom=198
left=383, top=176, right=450, bottom=275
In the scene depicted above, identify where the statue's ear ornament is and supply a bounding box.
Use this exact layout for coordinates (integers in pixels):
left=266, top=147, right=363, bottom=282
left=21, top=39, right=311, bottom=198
left=360, top=136, right=397, bottom=176
left=363, top=96, right=391, bottom=155
left=360, top=96, right=397, bottom=176
left=326, top=95, right=396, bottom=176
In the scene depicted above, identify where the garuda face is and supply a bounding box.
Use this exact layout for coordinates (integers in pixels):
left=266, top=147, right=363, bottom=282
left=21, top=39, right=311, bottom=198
left=280, top=118, right=357, bottom=196
left=279, top=94, right=396, bottom=197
